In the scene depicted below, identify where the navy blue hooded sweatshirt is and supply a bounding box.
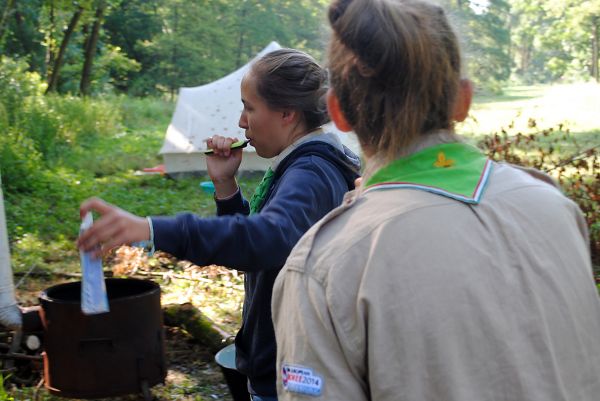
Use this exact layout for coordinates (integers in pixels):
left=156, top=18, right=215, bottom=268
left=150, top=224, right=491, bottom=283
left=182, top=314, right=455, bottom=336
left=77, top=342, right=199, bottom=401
left=151, top=139, right=360, bottom=396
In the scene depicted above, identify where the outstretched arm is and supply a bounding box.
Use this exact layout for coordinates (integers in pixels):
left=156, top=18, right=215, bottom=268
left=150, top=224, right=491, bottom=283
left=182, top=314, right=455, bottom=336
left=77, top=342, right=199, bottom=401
left=150, top=157, right=348, bottom=270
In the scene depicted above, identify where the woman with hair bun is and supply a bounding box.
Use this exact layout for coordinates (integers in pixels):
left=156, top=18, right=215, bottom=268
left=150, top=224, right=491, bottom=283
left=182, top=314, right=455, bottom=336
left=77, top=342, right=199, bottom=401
left=273, top=1, right=600, bottom=400
left=79, top=48, right=360, bottom=401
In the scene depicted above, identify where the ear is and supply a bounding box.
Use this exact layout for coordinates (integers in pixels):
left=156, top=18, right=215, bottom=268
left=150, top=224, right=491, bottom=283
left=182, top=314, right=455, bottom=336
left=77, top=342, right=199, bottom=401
left=281, top=109, right=299, bottom=126
left=452, top=79, right=473, bottom=123
left=327, top=89, right=353, bottom=132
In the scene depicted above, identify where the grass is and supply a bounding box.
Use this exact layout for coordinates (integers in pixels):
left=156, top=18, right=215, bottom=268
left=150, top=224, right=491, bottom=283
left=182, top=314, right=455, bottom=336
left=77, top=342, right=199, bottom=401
left=6, top=94, right=260, bottom=275
left=460, top=82, right=600, bottom=146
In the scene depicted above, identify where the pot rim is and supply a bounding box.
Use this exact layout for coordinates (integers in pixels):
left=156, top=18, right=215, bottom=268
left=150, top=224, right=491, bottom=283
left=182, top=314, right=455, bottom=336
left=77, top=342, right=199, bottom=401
left=39, top=277, right=160, bottom=305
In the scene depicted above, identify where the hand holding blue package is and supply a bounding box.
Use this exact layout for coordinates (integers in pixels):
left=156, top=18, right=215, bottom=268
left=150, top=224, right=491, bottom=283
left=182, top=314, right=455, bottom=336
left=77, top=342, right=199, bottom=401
left=79, top=212, right=109, bottom=315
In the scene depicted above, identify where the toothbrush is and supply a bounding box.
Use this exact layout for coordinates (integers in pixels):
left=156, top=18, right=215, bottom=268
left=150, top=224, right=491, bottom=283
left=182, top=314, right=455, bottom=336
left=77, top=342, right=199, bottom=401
left=204, top=140, right=250, bottom=155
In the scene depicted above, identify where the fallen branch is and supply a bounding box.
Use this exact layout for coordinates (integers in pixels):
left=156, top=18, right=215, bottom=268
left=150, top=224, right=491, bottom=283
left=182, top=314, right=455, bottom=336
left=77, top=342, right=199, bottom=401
left=132, top=270, right=243, bottom=290
left=163, top=302, right=233, bottom=353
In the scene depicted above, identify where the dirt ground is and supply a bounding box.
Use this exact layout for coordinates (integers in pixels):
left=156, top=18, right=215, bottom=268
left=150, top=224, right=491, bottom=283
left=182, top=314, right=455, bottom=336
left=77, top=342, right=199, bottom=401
left=150, top=326, right=236, bottom=401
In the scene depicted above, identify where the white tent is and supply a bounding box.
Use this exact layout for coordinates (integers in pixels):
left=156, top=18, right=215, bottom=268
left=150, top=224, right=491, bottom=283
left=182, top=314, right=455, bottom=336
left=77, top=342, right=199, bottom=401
left=160, top=41, right=359, bottom=175
left=0, top=175, right=22, bottom=329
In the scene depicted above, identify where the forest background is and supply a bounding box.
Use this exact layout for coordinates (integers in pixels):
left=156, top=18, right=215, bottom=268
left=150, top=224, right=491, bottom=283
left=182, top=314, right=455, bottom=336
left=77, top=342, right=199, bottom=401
left=0, top=0, right=598, bottom=96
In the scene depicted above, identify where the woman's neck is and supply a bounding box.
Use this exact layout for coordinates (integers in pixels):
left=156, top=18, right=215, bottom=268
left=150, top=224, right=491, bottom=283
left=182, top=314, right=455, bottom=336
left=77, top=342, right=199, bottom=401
left=286, top=122, right=315, bottom=145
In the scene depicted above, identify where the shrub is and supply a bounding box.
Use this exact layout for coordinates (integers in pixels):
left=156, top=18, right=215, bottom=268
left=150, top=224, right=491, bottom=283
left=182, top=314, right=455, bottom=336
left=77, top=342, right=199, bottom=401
left=0, top=130, right=44, bottom=194
left=0, top=56, right=124, bottom=194
left=0, top=57, right=45, bottom=126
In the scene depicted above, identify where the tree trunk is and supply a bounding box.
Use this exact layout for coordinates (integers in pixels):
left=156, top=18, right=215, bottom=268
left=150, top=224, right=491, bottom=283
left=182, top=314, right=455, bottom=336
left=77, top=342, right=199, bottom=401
left=592, top=16, right=599, bottom=83
left=79, top=3, right=106, bottom=96
left=0, top=0, right=16, bottom=49
left=235, top=3, right=249, bottom=69
left=45, top=0, right=56, bottom=82
left=168, top=3, right=179, bottom=99
left=46, top=6, right=84, bottom=94
left=518, top=41, right=532, bottom=76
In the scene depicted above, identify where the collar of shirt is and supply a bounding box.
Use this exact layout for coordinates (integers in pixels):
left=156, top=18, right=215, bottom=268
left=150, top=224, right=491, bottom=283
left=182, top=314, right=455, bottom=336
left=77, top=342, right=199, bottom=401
left=270, top=128, right=344, bottom=172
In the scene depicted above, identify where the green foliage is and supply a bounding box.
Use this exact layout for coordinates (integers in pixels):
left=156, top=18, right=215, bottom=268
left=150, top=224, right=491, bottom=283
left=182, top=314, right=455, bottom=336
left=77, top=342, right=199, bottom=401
left=1, top=0, right=598, bottom=95
left=0, top=0, right=45, bottom=72
left=9, top=233, right=75, bottom=275
left=0, top=57, right=45, bottom=193
left=81, top=44, right=142, bottom=93
left=510, top=0, right=600, bottom=83
left=103, top=0, right=166, bottom=95
left=2, top=0, right=333, bottom=95
left=0, top=57, right=125, bottom=194
left=0, top=131, right=43, bottom=194
left=0, top=57, right=45, bottom=123
left=441, top=0, right=512, bottom=93
left=465, top=0, right=512, bottom=92
left=118, top=95, right=174, bottom=129
left=0, top=76, right=220, bottom=273
left=0, top=373, right=14, bottom=401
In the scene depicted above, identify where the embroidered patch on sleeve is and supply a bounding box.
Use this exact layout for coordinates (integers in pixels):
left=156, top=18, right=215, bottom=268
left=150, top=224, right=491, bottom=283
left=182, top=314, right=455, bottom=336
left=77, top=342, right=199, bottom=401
left=282, top=364, right=323, bottom=397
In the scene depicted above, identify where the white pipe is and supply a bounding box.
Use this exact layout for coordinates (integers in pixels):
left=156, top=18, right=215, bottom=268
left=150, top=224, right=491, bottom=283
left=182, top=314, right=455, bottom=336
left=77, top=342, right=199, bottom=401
left=0, top=174, right=22, bottom=329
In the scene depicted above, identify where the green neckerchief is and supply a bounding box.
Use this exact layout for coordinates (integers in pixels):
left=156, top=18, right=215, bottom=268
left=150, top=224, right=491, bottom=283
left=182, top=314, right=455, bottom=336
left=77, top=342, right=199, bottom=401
left=364, top=142, right=492, bottom=204
left=249, top=167, right=275, bottom=214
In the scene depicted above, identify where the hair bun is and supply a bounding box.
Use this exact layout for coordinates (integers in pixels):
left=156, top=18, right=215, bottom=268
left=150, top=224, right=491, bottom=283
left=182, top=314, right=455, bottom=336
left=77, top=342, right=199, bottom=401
left=252, top=49, right=330, bottom=131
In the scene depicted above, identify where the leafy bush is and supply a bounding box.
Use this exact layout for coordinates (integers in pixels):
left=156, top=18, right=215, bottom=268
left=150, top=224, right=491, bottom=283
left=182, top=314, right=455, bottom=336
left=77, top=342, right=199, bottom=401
left=478, top=121, right=600, bottom=270
left=0, top=57, right=124, bottom=194
left=0, top=57, right=45, bottom=125
left=43, top=95, right=123, bottom=146
left=14, top=94, right=122, bottom=168
left=0, top=57, right=46, bottom=193
left=118, top=95, right=173, bottom=130
left=0, top=132, right=43, bottom=194
left=0, top=373, right=14, bottom=401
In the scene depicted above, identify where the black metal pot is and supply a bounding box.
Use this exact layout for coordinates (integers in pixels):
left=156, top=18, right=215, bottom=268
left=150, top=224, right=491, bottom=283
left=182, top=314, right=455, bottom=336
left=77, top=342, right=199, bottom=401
left=39, top=278, right=166, bottom=399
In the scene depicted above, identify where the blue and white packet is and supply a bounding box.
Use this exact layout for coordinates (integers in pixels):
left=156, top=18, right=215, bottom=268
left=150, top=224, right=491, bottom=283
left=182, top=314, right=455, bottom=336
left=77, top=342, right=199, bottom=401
left=79, top=212, right=109, bottom=315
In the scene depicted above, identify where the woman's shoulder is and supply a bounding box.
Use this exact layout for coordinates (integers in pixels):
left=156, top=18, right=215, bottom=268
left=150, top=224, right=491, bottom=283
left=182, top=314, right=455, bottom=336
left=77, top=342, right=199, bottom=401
left=280, top=139, right=359, bottom=170
left=277, top=141, right=359, bottom=187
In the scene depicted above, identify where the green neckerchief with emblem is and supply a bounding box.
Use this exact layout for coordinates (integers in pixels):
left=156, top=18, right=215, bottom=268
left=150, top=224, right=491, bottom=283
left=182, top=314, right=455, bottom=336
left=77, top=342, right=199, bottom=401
left=364, top=142, right=492, bottom=204
left=249, top=167, right=275, bottom=214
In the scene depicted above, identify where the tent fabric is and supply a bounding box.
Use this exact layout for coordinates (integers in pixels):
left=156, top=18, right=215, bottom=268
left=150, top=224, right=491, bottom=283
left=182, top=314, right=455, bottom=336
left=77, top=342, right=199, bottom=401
left=0, top=175, right=23, bottom=329
left=160, top=41, right=360, bottom=174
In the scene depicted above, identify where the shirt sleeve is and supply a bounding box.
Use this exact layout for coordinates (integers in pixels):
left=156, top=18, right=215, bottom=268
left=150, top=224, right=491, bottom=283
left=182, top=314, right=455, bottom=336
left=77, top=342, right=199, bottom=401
left=214, top=188, right=250, bottom=216
left=273, top=267, right=368, bottom=401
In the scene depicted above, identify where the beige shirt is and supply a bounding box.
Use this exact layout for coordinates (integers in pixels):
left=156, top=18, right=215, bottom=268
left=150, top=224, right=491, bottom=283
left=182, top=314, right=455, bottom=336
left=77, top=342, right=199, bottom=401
left=272, top=161, right=600, bottom=401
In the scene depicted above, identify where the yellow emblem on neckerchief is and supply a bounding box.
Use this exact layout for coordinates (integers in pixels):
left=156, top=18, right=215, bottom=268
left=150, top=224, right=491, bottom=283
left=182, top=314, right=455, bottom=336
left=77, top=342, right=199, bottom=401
left=434, top=151, right=455, bottom=168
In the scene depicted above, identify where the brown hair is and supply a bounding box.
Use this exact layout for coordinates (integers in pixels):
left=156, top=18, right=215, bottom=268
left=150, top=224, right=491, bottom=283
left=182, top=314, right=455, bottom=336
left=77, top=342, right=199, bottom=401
left=328, top=0, right=462, bottom=161
left=250, top=48, right=330, bottom=131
